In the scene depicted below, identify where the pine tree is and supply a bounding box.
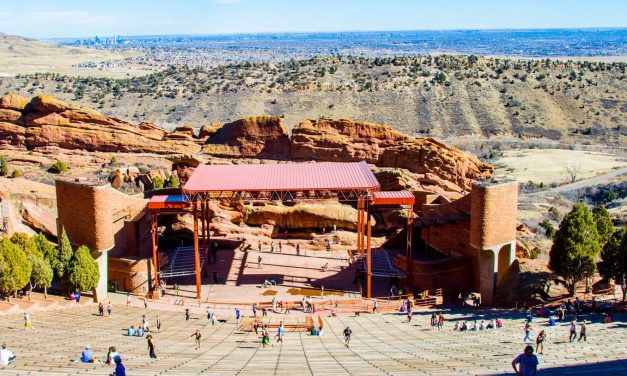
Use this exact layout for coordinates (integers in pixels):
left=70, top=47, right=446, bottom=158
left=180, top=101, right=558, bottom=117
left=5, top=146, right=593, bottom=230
left=27, top=253, right=53, bottom=292
left=598, top=228, right=627, bottom=301
left=549, top=203, right=601, bottom=296
left=592, top=205, right=614, bottom=246
left=57, top=229, right=74, bottom=279
left=0, top=237, right=32, bottom=298
left=67, top=246, right=100, bottom=292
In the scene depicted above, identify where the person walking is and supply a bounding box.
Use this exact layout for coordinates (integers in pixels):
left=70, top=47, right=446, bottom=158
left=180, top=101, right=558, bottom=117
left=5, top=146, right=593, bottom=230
left=252, top=304, right=257, bottom=318
left=254, top=321, right=259, bottom=335
left=257, top=255, right=263, bottom=269
left=262, top=325, right=270, bottom=348
left=107, top=302, right=113, bottom=316
left=270, top=242, right=274, bottom=253
left=406, top=309, right=413, bottom=323
left=278, top=241, right=282, bottom=253
left=23, top=311, right=35, bottom=331
left=511, top=345, right=539, bottom=376
left=235, top=308, right=241, bottom=321
left=296, top=243, right=300, bottom=255
left=185, top=308, right=190, bottom=321
left=569, top=320, right=577, bottom=342
left=126, top=294, right=131, bottom=307
left=536, top=330, right=546, bottom=354
left=372, top=300, right=379, bottom=314
left=438, top=313, right=444, bottom=331
left=258, top=241, right=262, bottom=253
left=191, top=330, right=202, bottom=350
left=275, top=322, right=285, bottom=345
left=578, top=320, right=587, bottom=342
left=98, top=302, right=104, bottom=317
left=343, top=326, right=352, bottom=347
left=142, top=315, right=150, bottom=332
left=156, top=315, right=161, bottom=331
left=146, top=335, right=157, bottom=359
left=523, top=321, right=533, bottom=343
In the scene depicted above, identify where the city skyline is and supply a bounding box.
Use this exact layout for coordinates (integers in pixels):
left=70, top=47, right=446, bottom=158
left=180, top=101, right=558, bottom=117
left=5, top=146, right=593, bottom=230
left=1, top=0, right=626, bottom=39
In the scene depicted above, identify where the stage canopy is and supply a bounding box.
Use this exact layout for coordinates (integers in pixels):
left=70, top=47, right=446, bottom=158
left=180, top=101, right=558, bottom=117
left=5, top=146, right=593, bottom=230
left=183, top=161, right=380, bottom=193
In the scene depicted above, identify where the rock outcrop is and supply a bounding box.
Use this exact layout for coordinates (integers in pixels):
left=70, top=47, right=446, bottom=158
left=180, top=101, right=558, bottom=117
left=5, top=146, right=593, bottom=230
left=291, top=119, right=493, bottom=192
left=203, top=116, right=290, bottom=159
left=242, top=202, right=371, bottom=231
left=0, top=94, right=200, bottom=154
left=0, top=93, right=30, bottom=111
left=1, top=94, right=491, bottom=197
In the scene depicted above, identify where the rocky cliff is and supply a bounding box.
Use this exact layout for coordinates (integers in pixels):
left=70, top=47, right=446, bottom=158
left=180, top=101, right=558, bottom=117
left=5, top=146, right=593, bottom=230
left=0, top=94, right=200, bottom=154
left=203, top=116, right=291, bottom=159
left=291, top=119, right=492, bottom=191
left=1, top=94, right=491, bottom=195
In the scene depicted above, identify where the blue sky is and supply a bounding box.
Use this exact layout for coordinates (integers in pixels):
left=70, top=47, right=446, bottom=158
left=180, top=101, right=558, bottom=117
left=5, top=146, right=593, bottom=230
left=1, top=0, right=626, bottom=39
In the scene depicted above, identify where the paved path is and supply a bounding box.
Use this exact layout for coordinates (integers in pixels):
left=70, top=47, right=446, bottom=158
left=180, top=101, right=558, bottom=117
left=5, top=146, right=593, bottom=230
left=523, top=166, right=627, bottom=197
left=1, top=305, right=625, bottom=375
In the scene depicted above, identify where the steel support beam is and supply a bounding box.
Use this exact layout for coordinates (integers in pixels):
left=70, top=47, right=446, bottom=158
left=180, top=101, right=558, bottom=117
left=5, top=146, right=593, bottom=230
left=193, top=201, right=202, bottom=301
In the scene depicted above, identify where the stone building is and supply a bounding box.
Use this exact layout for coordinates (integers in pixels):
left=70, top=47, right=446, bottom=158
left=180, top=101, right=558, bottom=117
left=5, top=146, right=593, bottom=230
left=55, top=177, right=152, bottom=302
left=397, top=179, right=518, bottom=304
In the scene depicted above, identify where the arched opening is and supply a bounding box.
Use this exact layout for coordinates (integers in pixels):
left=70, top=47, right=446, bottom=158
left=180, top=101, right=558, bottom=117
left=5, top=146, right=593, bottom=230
left=497, top=243, right=513, bottom=285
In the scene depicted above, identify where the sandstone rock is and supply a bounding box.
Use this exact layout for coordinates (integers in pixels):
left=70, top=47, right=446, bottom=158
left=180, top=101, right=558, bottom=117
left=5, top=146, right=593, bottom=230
left=29, top=94, right=76, bottom=113
left=291, top=119, right=492, bottom=192
left=516, top=240, right=530, bottom=258
left=0, top=95, right=201, bottom=154
left=0, top=122, right=26, bottom=145
left=203, top=116, right=290, bottom=159
left=495, top=259, right=569, bottom=302
left=242, top=202, right=373, bottom=231
left=0, top=93, right=30, bottom=111
left=165, top=125, right=196, bottom=140
left=138, top=121, right=166, bottom=140
left=199, top=123, right=222, bottom=139
left=0, top=109, right=21, bottom=123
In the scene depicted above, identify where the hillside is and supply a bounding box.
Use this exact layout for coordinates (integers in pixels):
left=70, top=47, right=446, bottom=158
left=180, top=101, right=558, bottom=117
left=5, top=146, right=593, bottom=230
left=1, top=55, right=625, bottom=146
left=0, top=32, right=146, bottom=77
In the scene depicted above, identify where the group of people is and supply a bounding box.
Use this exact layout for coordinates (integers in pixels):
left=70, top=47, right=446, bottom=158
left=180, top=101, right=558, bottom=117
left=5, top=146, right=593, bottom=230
left=453, top=319, right=503, bottom=331
left=98, top=301, right=113, bottom=316
left=429, top=312, right=445, bottom=330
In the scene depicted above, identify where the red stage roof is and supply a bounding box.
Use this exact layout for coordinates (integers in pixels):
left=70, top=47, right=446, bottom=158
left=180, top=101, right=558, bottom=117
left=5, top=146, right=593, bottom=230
left=183, top=161, right=380, bottom=192
left=372, top=191, right=416, bottom=206
left=148, top=195, right=190, bottom=210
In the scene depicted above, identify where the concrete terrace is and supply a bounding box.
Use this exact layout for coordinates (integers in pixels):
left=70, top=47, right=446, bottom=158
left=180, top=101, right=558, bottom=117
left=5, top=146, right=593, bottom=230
left=1, top=304, right=625, bottom=375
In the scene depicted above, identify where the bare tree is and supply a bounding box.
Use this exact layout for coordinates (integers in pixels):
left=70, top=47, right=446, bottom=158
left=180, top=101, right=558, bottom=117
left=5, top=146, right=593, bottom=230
left=565, top=164, right=582, bottom=183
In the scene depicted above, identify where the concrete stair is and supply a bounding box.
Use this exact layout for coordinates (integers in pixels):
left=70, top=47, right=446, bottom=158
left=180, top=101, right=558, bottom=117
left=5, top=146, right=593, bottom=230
left=0, top=304, right=625, bottom=375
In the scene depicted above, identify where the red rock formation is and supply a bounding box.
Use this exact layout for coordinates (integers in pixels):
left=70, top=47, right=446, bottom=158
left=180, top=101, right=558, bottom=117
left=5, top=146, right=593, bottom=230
left=0, top=93, right=29, bottom=111
left=291, top=119, right=492, bottom=191
left=203, top=116, right=290, bottom=159
left=0, top=94, right=200, bottom=154
left=198, top=123, right=222, bottom=139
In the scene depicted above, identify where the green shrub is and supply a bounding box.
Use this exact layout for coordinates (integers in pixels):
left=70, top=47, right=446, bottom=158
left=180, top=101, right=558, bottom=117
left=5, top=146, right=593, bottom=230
left=48, top=160, right=68, bottom=174
left=152, top=176, right=164, bottom=190
left=0, top=156, right=8, bottom=176
left=10, top=169, right=22, bottom=178
left=0, top=237, right=32, bottom=297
